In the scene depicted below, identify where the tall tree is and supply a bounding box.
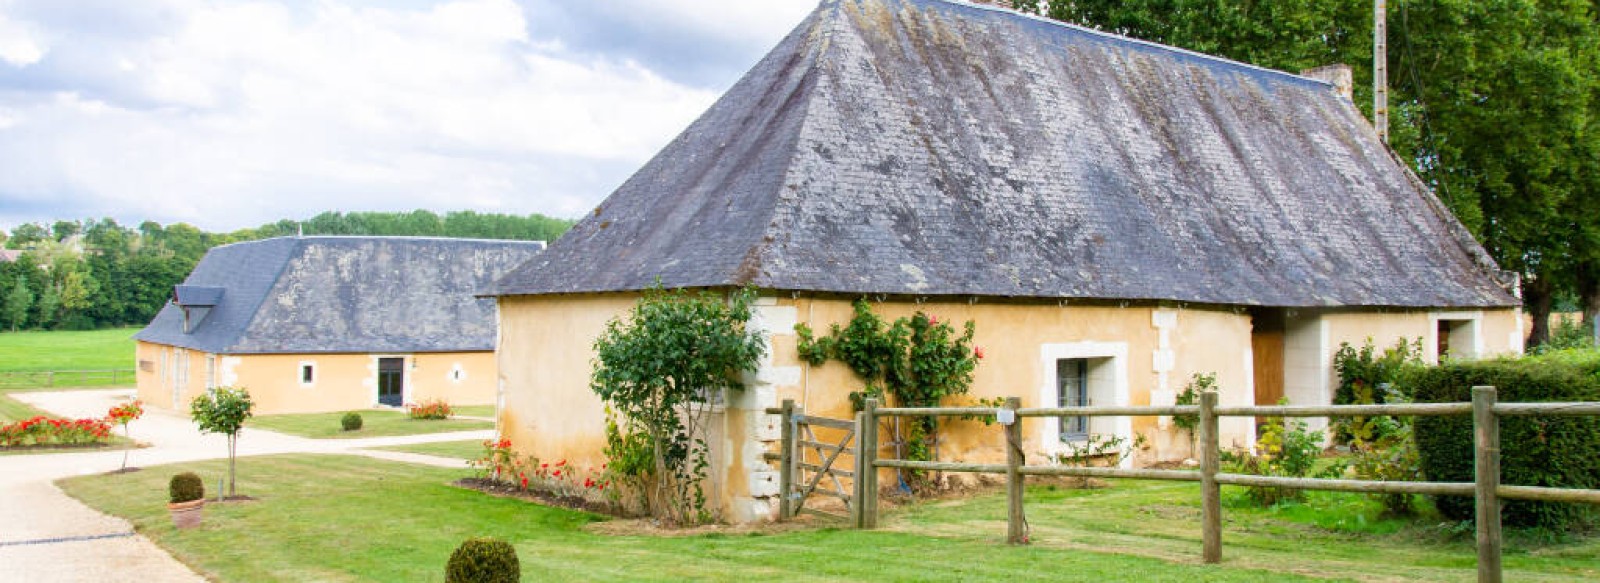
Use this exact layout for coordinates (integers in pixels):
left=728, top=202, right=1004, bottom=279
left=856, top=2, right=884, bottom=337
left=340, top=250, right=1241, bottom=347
left=6, top=223, right=47, bottom=249
left=34, top=283, right=59, bottom=330
left=1034, top=0, right=1600, bottom=347
left=4, top=275, right=32, bottom=332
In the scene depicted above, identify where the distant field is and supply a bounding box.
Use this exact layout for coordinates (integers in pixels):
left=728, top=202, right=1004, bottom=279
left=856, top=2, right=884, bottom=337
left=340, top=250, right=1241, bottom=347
left=0, top=327, right=139, bottom=373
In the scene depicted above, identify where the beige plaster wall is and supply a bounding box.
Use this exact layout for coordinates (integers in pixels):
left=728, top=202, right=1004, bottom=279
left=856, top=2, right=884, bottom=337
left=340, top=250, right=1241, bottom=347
left=495, top=294, right=1263, bottom=522
left=496, top=295, right=638, bottom=474
left=135, top=341, right=212, bottom=411
left=782, top=299, right=1256, bottom=464
left=136, top=345, right=496, bottom=415
left=1281, top=307, right=1522, bottom=433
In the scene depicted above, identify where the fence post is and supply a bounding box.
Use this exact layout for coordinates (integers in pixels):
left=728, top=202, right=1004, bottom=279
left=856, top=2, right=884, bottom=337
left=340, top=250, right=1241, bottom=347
left=1199, top=389, right=1222, bottom=564
left=778, top=399, right=795, bottom=521
left=861, top=398, right=880, bottom=529
left=852, top=409, right=867, bottom=528
left=1473, top=386, right=1502, bottom=583
left=1004, top=396, right=1026, bottom=545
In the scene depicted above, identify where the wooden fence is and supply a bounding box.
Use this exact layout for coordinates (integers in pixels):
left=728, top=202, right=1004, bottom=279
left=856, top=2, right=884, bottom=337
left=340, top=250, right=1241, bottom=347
left=0, top=369, right=132, bottom=388
left=775, top=386, right=1600, bottom=583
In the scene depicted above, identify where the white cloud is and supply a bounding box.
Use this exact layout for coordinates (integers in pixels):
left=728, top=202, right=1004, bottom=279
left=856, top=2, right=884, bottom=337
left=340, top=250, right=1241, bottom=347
left=0, top=9, right=46, bottom=66
left=0, top=0, right=812, bottom=230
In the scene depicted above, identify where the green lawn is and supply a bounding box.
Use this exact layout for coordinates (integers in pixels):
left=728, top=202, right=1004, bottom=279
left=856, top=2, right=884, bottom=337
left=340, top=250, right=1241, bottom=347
left=249, top=410, right=492, bottom=439
left=57, top=455, right=1600, bottom=582
left=0, top=327, right=139, bottom=375
left=373, top=439, right=486, bottom=460
left=451, top=405, right=496, bottom=418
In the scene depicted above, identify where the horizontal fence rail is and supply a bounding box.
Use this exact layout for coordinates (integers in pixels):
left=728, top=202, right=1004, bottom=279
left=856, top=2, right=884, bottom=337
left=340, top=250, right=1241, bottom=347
left=836, top=386, right=1600, bottom=583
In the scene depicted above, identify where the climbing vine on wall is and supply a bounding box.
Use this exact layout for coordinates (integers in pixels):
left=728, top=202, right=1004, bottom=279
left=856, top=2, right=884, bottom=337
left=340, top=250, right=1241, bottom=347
left=794, top=298, right=983, bottom=489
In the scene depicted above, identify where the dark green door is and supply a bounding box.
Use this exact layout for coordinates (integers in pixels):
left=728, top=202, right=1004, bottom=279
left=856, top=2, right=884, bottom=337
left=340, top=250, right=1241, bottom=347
left=378, top=358, right=404, bottom=407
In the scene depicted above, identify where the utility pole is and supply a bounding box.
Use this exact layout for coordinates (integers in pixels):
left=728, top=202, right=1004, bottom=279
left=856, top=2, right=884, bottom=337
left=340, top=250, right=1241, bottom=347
left=1374, top=0, right=1389, bottom=143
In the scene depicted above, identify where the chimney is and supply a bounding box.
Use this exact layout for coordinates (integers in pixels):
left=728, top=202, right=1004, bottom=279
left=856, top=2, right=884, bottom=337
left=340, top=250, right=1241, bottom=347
left=1300, top=64, right=1354, bottom=103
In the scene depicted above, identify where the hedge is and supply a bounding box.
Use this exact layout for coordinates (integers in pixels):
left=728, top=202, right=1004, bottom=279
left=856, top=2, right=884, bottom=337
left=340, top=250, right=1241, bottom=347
left=1411, top=350, right=1600, bottom=530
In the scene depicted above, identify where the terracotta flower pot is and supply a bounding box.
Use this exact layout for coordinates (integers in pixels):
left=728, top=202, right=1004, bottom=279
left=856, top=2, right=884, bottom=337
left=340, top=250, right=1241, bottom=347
left=168, top=499, right=204, bottom=529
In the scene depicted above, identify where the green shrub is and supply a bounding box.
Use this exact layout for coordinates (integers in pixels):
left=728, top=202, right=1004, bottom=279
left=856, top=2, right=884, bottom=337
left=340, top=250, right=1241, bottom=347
left=445, top=537, right=519, bottom=583
left=1412, top=353, right=1600, bottom=529
left=1227, top=409, right=1343, bottom=507
left=1331, top=338, right=1423, bottom=443
left=341, top=412, right=363, bottom=432
left=169, top=472, right=204, bottom=503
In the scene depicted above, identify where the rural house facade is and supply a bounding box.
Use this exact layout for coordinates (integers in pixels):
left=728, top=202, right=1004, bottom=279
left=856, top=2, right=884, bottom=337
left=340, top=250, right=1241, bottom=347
left=487, top=0, right=1522, bottom=523
left=135, top=236, right=543, bottom=415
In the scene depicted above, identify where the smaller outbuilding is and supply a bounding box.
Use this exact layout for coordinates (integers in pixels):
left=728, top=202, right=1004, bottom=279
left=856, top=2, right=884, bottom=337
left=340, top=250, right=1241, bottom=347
left=134, top=236, right=544, bottom=415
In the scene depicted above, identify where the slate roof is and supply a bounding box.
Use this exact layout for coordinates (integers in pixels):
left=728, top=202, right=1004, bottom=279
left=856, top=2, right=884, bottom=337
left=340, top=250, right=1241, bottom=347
left=136, top=237, right=545, bottom=354
left=489, top=0, right=1517, bottom=308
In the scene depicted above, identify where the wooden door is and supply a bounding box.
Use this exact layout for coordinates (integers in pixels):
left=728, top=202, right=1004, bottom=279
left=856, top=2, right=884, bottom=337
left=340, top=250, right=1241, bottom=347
left=1250, top=309, right=1285, bottom=407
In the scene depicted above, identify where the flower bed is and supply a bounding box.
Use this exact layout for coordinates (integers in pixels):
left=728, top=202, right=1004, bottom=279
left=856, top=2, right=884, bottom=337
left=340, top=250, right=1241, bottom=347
left=406, top=399, right=452, bottom=420
left=1, top=415, right=113, bottom=447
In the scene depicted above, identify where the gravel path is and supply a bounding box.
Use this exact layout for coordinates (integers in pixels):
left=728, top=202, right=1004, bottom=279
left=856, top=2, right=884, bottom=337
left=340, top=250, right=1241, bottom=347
left=0, top=389, right=493, bottom=583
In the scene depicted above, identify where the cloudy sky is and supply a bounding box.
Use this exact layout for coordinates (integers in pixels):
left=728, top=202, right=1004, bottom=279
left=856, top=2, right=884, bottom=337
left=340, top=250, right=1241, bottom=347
left=0, top=0, right=819, bottom=232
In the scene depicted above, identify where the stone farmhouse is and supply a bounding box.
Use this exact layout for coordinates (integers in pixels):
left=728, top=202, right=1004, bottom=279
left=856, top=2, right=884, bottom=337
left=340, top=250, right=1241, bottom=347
left=485, top=0, right=1522, bottom=523
left=135, top=236, right=543, bottom=415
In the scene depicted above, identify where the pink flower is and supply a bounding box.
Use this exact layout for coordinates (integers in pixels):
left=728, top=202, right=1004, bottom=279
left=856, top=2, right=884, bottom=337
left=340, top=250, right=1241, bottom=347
left=929, top=315, right=939, bottom=325
left=974, top=346, right=986, bottom=359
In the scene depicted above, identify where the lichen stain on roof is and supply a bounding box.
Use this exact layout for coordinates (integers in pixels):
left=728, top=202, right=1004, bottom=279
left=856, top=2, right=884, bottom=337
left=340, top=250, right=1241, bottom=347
left=489, top=0, right=1516, bottom=309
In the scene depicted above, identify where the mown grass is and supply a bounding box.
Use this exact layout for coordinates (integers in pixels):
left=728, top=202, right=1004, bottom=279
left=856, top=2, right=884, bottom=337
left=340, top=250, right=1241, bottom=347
left=451, top=405, right=496, bottom=418
left=58, top=455, right=1600, bottom=582
left=59, top=454, right=1324, bottom=582
left=0, top=327, right=139, bottom=374
left=249, top=410, right=492, bottom=439
left=372, top=439, right=486, bottom=460
left=890, top=478, right=1600, bottom=581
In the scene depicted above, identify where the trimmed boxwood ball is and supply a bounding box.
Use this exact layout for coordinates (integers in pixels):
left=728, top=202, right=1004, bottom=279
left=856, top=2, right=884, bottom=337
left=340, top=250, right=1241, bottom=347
left=169, top=472, right=205, bottom=503
left=1412, top=352, right=1600, bottom=530
left=341, top=412, right=363, bottom=432
left=446, top=537, right=519, bottom=583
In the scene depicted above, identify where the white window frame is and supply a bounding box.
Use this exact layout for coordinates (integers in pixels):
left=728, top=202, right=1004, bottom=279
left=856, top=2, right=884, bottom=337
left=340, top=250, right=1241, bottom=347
left=298, top=361, right=317, bottom=388
left=1038, top=341, right=1133, bottom=468
left=1429, top=311, right=1484, bottom=363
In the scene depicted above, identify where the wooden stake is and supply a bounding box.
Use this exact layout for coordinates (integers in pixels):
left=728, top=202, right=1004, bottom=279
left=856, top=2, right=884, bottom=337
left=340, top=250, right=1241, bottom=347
left=852, top=410, right=866, bottom=528
left=1200, top=390, right=1222, bottom=564
left=778, top=399, right=795, bottom=521
left=862, top=398, right=880, bottom=529
left=1004, top=396, right=1026, bottom=545
left=1474, top=386, right=1502, bottom=583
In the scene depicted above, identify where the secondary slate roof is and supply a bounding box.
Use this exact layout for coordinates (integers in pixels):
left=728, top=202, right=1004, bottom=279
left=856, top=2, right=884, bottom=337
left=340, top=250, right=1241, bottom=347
left=489, top=0, right=1517, bottom=308
left=136, top=237, right=545, bottom=354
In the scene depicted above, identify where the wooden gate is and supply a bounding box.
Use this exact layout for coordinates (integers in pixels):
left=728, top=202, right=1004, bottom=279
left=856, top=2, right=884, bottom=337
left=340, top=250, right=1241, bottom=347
left=767, top=399, right=859, bottom=522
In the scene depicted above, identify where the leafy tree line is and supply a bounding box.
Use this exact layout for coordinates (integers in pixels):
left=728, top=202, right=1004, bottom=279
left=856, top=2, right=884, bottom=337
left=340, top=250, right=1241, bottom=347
left=999, top=0, right=1599, bottom=346
left=1, top=211, right=573, bottom=332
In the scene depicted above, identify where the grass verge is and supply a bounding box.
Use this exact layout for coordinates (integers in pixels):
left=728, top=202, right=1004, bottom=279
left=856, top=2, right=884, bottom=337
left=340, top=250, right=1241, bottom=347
left=372, top=439, right=486, bottom=460
left=249, top=410, right=492, bottom=439
left=58, top=455, right=1600, bottom=582
left=0, top=387, right=55, bottom=423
